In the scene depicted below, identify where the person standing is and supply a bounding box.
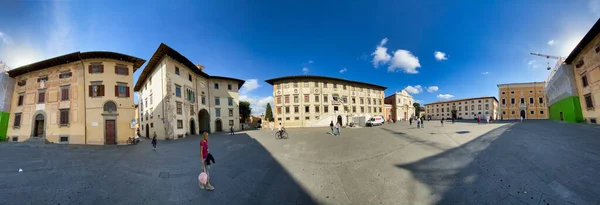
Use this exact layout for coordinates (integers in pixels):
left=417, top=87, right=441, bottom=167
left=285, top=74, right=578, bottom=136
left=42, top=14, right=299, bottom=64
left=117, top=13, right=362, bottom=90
left=477, top=116, right=481, bottom=125
left=486, top=116, right=490, bottom=124
left=421, top=116, right=425, bottom=128
left=520, top=116, right=523, bottom=123
left=330, top=121, right=335, bottom=136
left=417, top=118, right=421, bottom=128
left=441, top=118, right=444, bottom=127
left=409, top=117, right=413, bottom=126
left=336, top=121, right=341, bottom=136
left=151, top=132, right=157, bottom=150
left=200, top=132, right=215, bottom=191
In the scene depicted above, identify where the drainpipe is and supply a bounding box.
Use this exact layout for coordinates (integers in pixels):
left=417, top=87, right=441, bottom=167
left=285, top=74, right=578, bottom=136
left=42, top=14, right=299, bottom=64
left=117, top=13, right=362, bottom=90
left=77, top=53, right=87, bottom=145
left=161, top=63, right=165, bottom=138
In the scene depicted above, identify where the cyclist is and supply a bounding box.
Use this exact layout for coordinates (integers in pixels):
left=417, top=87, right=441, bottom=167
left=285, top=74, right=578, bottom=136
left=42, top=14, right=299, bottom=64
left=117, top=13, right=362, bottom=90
left=278, top=123, right=286, bottom=137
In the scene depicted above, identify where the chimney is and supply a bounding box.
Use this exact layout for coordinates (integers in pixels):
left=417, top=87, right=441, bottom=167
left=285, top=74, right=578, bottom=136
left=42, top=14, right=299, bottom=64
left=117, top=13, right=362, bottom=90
left=196, top=64, right=205, bottom=72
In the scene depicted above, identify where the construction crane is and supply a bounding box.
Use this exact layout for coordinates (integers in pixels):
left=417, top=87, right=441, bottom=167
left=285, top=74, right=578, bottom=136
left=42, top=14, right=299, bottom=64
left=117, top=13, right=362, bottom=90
left=530, top=53, right=565, bottom=70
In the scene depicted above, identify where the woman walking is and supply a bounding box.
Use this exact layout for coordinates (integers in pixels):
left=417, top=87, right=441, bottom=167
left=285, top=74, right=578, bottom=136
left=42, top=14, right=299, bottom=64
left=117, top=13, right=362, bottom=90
left=151, top=132, right=157, bottom=150
left=200, top=132, right=215, bottom=191
left=330, top=121, right=335, bottom=136
left=336, top=121, right=341, bottom=136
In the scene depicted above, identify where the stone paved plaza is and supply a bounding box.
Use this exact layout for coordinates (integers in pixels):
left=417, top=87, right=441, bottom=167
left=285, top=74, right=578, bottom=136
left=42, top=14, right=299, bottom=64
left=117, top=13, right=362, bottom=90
left=1, top=120, right=600, bottom=205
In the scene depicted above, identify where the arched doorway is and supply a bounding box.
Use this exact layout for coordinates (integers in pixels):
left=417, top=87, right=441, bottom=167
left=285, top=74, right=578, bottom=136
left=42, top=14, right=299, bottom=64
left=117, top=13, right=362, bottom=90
left=190, top=119, right=196, bottom=135
left=215, top=119, right=223, bottom=132
left=520, top=110, right=526, bottom=119
left=33, top=114, right=45, bottom=137
left=103, top=101, right=117, bottom=145
left=337, top=115, right=342, bottom=125
left=198, top=109, right=210, bottom=133
left=146, top=124, right=149, bottom=138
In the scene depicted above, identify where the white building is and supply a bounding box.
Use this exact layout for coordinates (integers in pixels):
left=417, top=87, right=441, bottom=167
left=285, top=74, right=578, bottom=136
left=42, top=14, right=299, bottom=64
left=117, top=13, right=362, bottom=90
left=424, top=97, right=499, bottom=120
left=134, top=43, right=245, bottom=139
left=384, top=90, right=415, bottom=121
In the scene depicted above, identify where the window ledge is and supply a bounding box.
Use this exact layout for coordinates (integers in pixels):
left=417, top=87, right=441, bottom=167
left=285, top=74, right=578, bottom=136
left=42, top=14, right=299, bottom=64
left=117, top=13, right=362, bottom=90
left=13, top=126, right=20, bottom=129
left=587, top=107, right=595, bottom=111
left=59, top=124, right=70, bottom=128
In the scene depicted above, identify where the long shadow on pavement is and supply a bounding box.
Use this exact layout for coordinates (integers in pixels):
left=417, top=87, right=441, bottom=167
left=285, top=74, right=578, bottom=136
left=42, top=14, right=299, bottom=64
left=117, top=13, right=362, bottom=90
left=395, top=121, right=600, bottom=204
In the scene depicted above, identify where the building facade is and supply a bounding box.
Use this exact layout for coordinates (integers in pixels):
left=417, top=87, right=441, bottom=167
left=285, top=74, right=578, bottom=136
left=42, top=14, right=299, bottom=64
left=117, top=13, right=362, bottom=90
left=564, top=18, right=600, bottom=124
left=424, top=97, right=499, bottom=120
left=6, top=52, right=145, bottom=144
left=545, top=61, right=584, bottom=123
left=135, top=43, right=245, bottom=140
left=265, top=76, right=386, bottom=127
left=384, top=90, right=415, bottom=121
left=498, top=82, right=548, bottom=120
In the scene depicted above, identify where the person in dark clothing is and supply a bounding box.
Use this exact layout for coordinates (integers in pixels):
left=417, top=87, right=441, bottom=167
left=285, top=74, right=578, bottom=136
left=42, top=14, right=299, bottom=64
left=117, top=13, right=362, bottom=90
left=230, top=126, right=234, bottom=135
left=409, top=117, right=413, bottom=126
left=330, top=121, right=335, bottom=136
left=151, top=132, right=157, bottom=150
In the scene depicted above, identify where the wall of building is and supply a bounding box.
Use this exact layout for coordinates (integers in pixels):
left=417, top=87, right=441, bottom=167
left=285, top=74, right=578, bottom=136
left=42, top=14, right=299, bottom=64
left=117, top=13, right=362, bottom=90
left=571, top=32, right=600, bottom=124
left=498, top=83, right=548, bottom=120
left=548, top=96, right=584, bottom=123
left=272, top=78, right=385, bottom=127
left=138, top=57, right=167, bottom=139
left=208, top=78, right=240, bottom=133
left=0, top=73, right=14, bottom=141
left=83, top=59, right=136, bottom=145
left=7, top=62, right=86, bottom=143
left=425, top=97, right=498, bottom=120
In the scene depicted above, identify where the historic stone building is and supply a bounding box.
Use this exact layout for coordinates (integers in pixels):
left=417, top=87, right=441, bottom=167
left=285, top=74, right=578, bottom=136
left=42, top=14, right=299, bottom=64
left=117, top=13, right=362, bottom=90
left=265, top=75, right=386, bottom=127
left=135, top=43, right=244, bottom=140
left=384, top=90, right=415, bottom=121
left=6, top=51, right=145, bottom=144
left=498, top=82, right=548, bottom=120
left=425, top=97, right=499, bottom=120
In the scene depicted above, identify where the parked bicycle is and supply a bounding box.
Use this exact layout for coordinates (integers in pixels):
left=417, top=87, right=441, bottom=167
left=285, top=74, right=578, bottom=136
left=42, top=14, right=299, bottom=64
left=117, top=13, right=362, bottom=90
left=126, top=136, right=139, bottom=145
left=275, top=129, right=289, bottom=140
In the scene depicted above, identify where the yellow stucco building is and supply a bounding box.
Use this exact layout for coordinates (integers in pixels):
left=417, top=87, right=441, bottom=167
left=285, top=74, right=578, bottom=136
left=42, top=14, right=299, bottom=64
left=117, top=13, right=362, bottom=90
left=6, top=52, right=145, bottom=144
left=497, top=82, right=548, bottom=120
left=565, top=18, right=600, bottom=124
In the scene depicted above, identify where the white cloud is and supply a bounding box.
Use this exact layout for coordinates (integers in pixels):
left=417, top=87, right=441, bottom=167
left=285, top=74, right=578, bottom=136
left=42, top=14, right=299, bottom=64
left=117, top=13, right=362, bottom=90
left=434, top=51, right=447, bottom=61
left=371, top=38, right=392, bottom=67
left=239, top=95, right=274, bottom=116
left=547, top=40, right=555, bottom=46
left=528, top=60, right=538, bottom=68
left=302, top=67, right=309, bottom=74
left=239, top=79, right=260, bottom=95
left=437, top=94, right=454, bottom=99
left=482, top=71, right=489, bottom=75
left=308, top=60, right=313, bottom=64
left=339, top=68, right=347, bottom=73
left=388, top=49, right=421, bottom=74
left=404, top=85, right=423, bottom=94
left=427, top=86, right=439, bottom=93
left=414, top=99, right=423, bottom=103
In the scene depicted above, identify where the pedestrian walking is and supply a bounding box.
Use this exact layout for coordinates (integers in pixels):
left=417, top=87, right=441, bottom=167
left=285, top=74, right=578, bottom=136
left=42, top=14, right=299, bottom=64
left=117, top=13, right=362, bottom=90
left=417, top=118, right=421, bottom=128
left=520, top=116, right=523, bottom=123
left=230, top=126, right=235, bottom=135
left=421, top=116, right=425, bottom=128
left=336, top=121, right=341, bottom=136
left=441, top=118, right=444, bottom=127
left=477, top=116, right=481, bottom=125
left=330, top=121, right=335, bottom=136
left=199, top=132, right=215, bottom=191
left=409, top=117, right=413, bottom=126
left=151, top=132, right=157, bottom=150
left=486, top=116, right=490, bottom=124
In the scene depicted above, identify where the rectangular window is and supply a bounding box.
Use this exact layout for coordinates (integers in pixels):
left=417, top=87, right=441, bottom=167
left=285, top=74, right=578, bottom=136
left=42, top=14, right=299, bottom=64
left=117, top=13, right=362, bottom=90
left=584, top=94, right=594, bottom=109
left=13, top=113, right=21, bottom=127
left=228, top=84, right=232, bottom=90
left=304, top=82, right=309, bottom=87
left=352, top=106, right=356, bottom=112
left=540, top=110, right=544, bottom=114
left=216, top=108, right=221, bottom=117
left=324, top=106, right=329, bottom=113
left=214, top=83, right=219, bottom=89
left=229, top=108, right=233, bottom=117
left=485, top=104, right=489, bottom=110
left=116, top=84, right=129, bottom=97
left=59, top=72, right=72, bottom=79
left=501, top=99, right=505, bottom=105
left=215, top=97, right=220, bottom=105
left=582, top=73, right=589, bottom=87
left=285, top=95, right=290, bottom=103
left=115, top=65, right=129, bottom=75
left=89, top=64, right=103, bottom=73
left=37, top=76, right=48, bottom=83
left=520, top=98, right=524, bottom=104
left=229, top=120, right=234, bottom=126
left=361, top=106, right=364, bottom=113
left=17, top=93, right=24, bottom=106
left=175, top=67, right=180, bottom=75
left=293, top=82, right=298, bottom=88
left=189, top=74, right=193, bottom=82
left=343, top=85, right=346, bottom=90
left=471, top=105, right=474, bottom=110
left=294, top=106, right=299, bottom=113
left=61, top=86, right=69, bottom=101
left=285, top=107, right=290, bottom=113
left=324, top=95, right=328, bottom=103
left=176, top=102, right=182, bottom=114
left=294, top=117, right=300, bottom=120
left=539, top=97, right=544, bottom=104
left=511, top=98, right=515, bottom=104
left=304, top=95, right=309, bottom=103
left=368, top=107, right=371, bottom=113
left=177, top=120, right=183, bottom=129
left=37, top=90, right=45, bottom=104
left=323, top=82, right=327, bottom=88
left=315, top=106, right=320, bottom=113
left=228, top=98, right=233, bottom=106
left=294, top=95, right=299, bottom=103
left=333, top=84, right=337, bottom=88
left=17, top=79, right=27, bottom=87
left=60, top=109, right=69, bottom=125
left=305, top=106, right=309, bottom=113
left=175, top=85, right=181, bottom=97
left=368, top=99, right=371, bottom=105
left=315, top=95, right=319, bottom=102
left=478, top=105, right=481, bottom=110
left=360, top=98, right=364, bottom=104
left=202, top=96, right=206, bottom=105
left=277, top=107, right=282, bottom=114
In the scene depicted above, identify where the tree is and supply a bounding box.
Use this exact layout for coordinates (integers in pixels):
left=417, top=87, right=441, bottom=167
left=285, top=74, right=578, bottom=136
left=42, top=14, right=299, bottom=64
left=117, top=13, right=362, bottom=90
left=239, top=101, right=252, bottom=123
left=413, top=102, right=421, bottom=117
left=265, top=103, right=274, bottom=122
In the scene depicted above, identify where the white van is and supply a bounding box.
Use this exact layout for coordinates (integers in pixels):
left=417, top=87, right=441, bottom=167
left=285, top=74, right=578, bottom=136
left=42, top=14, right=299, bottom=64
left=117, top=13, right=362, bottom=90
left=366, top=116, right=385, bottom=126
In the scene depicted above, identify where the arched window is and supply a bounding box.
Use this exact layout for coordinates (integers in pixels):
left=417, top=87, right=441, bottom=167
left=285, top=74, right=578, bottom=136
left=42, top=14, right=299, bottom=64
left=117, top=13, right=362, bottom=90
left=104, top=102, right=117, bottom=113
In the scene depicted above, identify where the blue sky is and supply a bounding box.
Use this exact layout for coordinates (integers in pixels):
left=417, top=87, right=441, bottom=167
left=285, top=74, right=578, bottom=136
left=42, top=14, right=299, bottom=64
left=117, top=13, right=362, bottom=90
left=1, top=0, right=599, bottom=115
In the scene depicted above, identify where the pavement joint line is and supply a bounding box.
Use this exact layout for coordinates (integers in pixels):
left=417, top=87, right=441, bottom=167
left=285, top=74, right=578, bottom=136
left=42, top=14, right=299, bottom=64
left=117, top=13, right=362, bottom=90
left=284, top=141, right=418, bottom=165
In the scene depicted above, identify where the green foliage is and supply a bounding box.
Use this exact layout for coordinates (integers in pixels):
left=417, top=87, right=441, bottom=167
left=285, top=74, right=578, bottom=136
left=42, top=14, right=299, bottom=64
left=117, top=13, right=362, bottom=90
left=239, top=101, right=252, bottom=122
left=265, top=103, right=274, bottom=122
left=413, top=102, right=421, bottom=116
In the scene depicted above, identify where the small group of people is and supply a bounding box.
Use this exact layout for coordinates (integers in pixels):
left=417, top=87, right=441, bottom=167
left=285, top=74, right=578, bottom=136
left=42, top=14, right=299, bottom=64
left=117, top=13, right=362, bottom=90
left=329, top=120, right=342, bottom=136
left=409, top=116, right=425, bottom=128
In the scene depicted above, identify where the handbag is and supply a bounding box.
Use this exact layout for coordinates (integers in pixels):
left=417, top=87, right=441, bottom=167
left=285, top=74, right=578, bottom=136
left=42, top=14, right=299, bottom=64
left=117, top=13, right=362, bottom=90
left=198, top=171, right=208, bottom=185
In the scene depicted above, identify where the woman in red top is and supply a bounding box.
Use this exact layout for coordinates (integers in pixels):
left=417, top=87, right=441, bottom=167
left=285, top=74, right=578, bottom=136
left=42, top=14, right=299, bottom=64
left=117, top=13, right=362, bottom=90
left=200, top=132, right=215, bottom=191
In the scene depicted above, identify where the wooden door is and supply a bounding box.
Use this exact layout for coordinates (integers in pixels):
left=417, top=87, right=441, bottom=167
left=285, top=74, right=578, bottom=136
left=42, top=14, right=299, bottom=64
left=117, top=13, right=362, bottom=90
left=105, top=120, right=116, bottom=145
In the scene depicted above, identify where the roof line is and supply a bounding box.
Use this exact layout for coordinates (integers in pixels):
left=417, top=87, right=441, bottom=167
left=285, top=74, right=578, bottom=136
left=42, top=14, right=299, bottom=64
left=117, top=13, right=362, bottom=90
left=565, top=18, right=600, bottom=64
left=264, top=75, right=387, bottom=90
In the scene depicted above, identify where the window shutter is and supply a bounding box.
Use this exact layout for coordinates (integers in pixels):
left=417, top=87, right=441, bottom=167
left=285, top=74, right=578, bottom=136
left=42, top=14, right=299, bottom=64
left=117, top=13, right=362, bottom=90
left=115, top=66, right=118, bottom=74
left=126, top=86, right=130, bottom=97
left=88, top=65, right=92, bottom=73
left=100, top=85, right=105, bottom=96
left=115, top=85, right=119, bottom=97
left=89, top=86, right=93, bottom=97
left=126, top=67, right=129, bottom=75
left=100, top=65, right=104, bottom=73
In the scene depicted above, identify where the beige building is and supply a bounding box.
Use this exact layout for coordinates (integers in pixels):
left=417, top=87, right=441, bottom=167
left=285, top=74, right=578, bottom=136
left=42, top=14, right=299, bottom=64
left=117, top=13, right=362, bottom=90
left=135, top=43, right=245, bottom=140
left=384, top=90, right=415, bottom=121
left=498, top=82, right=548, bottom=120
left=424, top=97, right=499, bottom=120
left=565, top=18, right=600, bottom=124
left=265, top=76, right=386, bottom=127
left=6, top=51, right=145, bottom=144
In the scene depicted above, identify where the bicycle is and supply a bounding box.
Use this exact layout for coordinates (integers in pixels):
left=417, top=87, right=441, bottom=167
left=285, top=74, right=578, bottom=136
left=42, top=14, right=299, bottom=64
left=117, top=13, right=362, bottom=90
left=275, top=130, right=289, bottom=140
